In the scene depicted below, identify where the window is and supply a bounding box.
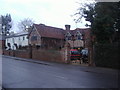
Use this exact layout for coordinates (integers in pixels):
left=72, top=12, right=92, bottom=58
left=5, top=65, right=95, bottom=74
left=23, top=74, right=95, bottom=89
left=7, top=43, right=11, bottom=47
left=77, top=35, right=83, bottom=40
left=65, top=37, right=68, bottom=40
left=23, top=36, right=25, bottom=40
left=66, top=36, right=71, bottom=40
left=68, top=36, right=71, bottom=40
left=31, top=36, right=37, bottom=41
left=76, top=32, right=83, bottom=40
left=65, top=32, right=71, bottom=40
left=77, top=35, right=81, bottom=40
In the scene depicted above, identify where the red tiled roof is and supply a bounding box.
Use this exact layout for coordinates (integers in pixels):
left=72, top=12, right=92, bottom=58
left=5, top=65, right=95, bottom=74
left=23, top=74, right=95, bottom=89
left=34, top=24, right=65, bottom=39
left=69, top=28, right=90, bottom=35
left=32, top=24, right=90, bottom=40
left=68, top=28, right=91, bottom=40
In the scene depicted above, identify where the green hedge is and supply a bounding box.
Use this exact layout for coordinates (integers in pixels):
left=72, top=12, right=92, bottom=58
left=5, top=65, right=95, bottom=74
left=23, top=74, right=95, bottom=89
left=94, top=43, right=119, bottom=69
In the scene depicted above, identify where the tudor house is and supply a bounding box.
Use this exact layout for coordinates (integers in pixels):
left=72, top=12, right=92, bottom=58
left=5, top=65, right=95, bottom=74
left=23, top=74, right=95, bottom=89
left=65, top=25, right=91, bottom=49
left=28, top=24, right=65, bottom=49
left=28, top=24, right=91, bottom=50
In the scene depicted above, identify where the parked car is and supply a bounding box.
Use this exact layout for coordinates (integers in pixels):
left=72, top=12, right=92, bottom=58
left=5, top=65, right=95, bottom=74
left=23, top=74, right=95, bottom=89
left=70, top=49, right=81, bottom=60
left=81, top=48, right=88, bottom=63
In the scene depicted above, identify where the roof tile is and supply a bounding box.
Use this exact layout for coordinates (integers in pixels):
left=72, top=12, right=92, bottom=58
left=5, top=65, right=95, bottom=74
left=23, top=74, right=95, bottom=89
left=34, top=24, right=65, bottom=39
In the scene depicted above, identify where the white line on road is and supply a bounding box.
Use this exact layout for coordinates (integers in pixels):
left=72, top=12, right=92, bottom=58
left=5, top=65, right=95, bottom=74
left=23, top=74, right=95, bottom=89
left=53, top=75, right=68, bottom=80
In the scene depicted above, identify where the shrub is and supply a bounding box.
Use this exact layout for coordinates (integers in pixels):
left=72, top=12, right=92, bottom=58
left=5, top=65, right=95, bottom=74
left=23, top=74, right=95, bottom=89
left=94, top=43, right=119, bottom=69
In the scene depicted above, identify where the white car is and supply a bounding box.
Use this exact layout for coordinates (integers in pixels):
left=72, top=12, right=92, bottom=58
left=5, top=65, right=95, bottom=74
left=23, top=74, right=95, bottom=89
left=81, top=48, right=88, bottom=56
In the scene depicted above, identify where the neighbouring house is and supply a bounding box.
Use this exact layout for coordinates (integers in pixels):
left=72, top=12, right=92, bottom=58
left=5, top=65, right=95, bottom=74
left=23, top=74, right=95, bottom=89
left=28, top=24, right=65, bottom=49
left=5, top=31, right=29, bottom=50
left=65, top=25, right=91, bottom=49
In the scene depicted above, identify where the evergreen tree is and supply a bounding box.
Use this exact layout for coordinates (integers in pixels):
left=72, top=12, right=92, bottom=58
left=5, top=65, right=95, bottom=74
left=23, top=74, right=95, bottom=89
left=0, top=14, right=12, bottom=36
left=115, top=1, right=120, bottom=33
left=75, top=2, right=119, bottom=44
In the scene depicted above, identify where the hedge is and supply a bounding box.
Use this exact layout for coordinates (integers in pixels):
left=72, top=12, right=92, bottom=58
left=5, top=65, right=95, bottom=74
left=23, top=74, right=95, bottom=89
left=94, top=42, right=119, bottom=69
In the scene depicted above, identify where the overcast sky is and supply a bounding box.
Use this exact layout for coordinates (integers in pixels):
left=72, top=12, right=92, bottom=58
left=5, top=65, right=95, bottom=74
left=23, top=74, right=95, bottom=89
left=0, top=0, right=93, bottom=32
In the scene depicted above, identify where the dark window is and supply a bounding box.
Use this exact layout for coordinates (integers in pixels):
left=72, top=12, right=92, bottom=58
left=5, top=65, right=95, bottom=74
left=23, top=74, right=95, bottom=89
left=23, top=36, right=25, bottom=40
left=26, top=36, right=28, bottom=39
left=31, top=36, right=37, bottom=41
left=68, top=36, right=71, bottom=40
left=66, top=36, right=71, bottom=40
left=7, top=43, right=11, bottom=47
left=66, top=36, right=68, bottom=40
left=78, top=35, right=81, bottom=40
left=14, top=43, right=18, bottom=49
left=77, top=35, right=82, bottom=40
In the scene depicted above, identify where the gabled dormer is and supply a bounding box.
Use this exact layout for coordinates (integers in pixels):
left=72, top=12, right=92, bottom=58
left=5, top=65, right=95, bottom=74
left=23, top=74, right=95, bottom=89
left=65, top=32, right=72, bottom=40
left=75, top=31, right=83, bottom=40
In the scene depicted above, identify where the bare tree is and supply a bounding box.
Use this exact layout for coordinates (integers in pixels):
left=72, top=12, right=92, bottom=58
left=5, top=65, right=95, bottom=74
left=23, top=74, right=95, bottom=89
left=18, top=18, right=34, bottom=32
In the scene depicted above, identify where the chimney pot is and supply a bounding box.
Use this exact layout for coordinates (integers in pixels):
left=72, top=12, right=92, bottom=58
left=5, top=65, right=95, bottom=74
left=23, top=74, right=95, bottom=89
left=65, top=25, right=71, bottom=31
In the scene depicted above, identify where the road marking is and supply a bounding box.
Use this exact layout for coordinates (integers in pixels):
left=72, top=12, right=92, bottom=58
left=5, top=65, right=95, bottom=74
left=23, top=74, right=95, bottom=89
left=54, top=75, right=67, bottom=80
left=56, top=76, right=65, bottom=79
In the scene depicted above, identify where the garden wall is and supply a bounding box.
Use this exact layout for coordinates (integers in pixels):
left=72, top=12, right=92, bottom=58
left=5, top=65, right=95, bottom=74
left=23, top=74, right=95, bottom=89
left=32, top=48, right=65, bottom=63
left=3, top=48, right=68, bottom=63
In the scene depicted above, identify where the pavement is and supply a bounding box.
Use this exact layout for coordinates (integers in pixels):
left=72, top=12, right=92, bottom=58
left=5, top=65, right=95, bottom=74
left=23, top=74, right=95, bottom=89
left=2, top=55, right=55, bottom=65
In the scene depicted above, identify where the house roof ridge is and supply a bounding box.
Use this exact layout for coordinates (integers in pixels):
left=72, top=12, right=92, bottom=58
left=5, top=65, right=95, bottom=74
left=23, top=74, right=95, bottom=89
left=75, top=28, right=90, bottom=30
left=33, top=23, right=65, bottom=39
left=34, top=23, right=64, bottom=30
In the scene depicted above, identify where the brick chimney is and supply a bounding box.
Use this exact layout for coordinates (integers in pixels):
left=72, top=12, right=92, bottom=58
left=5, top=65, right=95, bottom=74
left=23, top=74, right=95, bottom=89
left=65, top=25, right=71, bottom=31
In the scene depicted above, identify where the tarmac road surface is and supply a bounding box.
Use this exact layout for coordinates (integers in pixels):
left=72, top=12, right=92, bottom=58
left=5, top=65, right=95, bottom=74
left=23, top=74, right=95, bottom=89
left=2, top=55, right=119, bottom=88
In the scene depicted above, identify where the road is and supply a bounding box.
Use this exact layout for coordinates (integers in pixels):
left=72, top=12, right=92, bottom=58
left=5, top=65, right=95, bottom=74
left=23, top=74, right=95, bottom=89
left=2, top=55, right=119, bottom=88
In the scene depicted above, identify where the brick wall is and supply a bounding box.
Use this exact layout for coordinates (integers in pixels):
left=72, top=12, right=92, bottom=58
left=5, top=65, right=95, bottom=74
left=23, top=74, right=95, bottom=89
left=32, top=48, right=65, bottom=63
left=0, top=40, right=5, bottom=49
left=3, top=50, right=30, bottom=59
left=3, top=50, right=10, bottom=56
left=0, top=40, right=5, bottom=55
left=84, top=29, right=91, bottom=49
left=3, top=50, right=13, bottom=56
left=3, top=48, right=68, bottom=64
left=9, top=50, right=14, bottom=56
left=14, top=50, right=30, bottom=59
left=0, top=49, right=3, bottom=55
